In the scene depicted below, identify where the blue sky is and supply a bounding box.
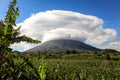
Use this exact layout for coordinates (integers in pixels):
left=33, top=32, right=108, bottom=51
left=1, top=0, right=120, bottom=36
left=0, top=0, right=120, bottom=51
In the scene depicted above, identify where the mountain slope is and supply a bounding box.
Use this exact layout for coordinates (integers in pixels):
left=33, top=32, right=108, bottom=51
left=26, top=39, right=100, bottom=52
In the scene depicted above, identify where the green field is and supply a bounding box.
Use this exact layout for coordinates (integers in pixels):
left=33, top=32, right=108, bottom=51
left=14, top=51, right=120, bottom=80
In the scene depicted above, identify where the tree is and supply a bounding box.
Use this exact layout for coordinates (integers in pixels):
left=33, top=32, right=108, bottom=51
left=0, top=0, right=40, bottom=52
left=0, top=0, right=41, bottom=79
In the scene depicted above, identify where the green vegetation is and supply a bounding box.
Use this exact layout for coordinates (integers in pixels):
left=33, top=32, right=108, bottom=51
left=16, top=51, right=120, bottom=80
left=0, top=0, right=40, bottom=79
left=1, top=0, right=120, bottom=80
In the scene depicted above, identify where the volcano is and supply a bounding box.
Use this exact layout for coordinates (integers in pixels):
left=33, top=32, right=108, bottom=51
left=26, top=39, right=101, bottom=52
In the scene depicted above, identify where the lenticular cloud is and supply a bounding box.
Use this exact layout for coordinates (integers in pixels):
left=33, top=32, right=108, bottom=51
left=14, top=10, right=117, bottom=51
left=19, top=10, right=116, bottom=44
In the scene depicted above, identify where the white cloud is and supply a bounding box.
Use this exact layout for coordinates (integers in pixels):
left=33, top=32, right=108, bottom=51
left=42, top=28, right=87, bottom=42
left=10, top=42, right=39, bottom=52
left=99, top=41, right=120, bottom=51
left=12, top=10, right=117, bottom=51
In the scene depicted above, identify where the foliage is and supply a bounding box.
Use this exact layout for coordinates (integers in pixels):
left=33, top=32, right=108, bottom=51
left=0, top=0, right=40, bottom=52
left=1, top=54, right=40, bottom=80
left=38, top=57, right=47, bottom=80
left=0, top=0, right=40, bottom=79
left=1, top=0, right=120, bottom=80
left=17, top=51, right=120, bottom=80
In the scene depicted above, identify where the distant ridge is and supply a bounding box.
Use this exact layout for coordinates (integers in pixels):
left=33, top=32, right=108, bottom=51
left=26, top=39, right=101, bottom=52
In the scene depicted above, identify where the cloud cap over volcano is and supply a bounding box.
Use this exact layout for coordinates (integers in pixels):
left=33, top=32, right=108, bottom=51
left=19, top=10, right=117, bottom=44
left=13, top=10, right=117, bottom=51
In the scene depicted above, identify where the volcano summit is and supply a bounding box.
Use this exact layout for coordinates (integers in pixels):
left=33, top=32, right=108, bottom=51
left=26, top=39, right=100, bottom=52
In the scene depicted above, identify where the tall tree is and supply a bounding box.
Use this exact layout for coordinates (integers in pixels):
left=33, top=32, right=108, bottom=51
left=0, top=0, right=40, bottom=79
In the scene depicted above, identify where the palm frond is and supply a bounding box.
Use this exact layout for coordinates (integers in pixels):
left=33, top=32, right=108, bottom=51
left=13, top=35, right=41, bottom=43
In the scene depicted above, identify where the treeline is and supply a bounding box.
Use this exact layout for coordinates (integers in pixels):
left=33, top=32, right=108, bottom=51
left=15, top=50, right=120, bottom=61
